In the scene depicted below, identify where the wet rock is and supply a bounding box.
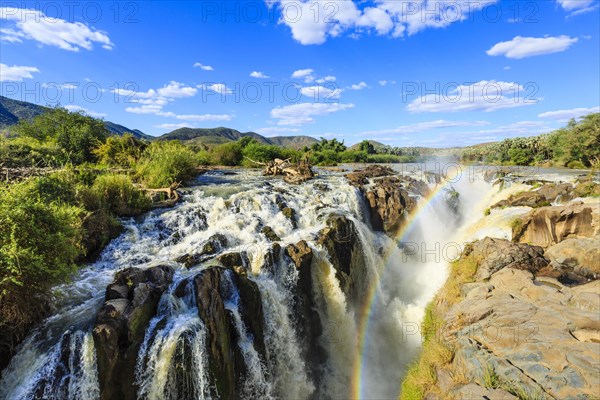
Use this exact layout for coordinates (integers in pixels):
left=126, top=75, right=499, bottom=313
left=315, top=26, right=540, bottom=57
left=365, top=177, right=416, bottom=236
left=536, top=183, right=573, bottom=203
left=317, top=215, right=368, bottom=304
left=512, top=203, right=599, bottom=248
left=493, top=191, right=547, bottom=209
left=175, top=233, right=228, bottom=268
left=93, top=265, right=174, bottom=400
left=192, top=266, right=266, bottom=399
left=345, top=165, right=395, bottom=187
left=261, top=226, right=281, bottom=242
left=284, top=241, right=325, bottom=382
left=217, top=251, right=249, bottom=270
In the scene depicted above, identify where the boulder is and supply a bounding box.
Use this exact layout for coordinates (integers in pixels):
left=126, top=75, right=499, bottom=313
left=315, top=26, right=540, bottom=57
left=261, top=226, right=281, bottom=242
left=93, top=265, right=174, bottom=400
left=512, top=203, right=599, bottom=248
left=365, top=177, right=416, bottom=236
left=317, top=215, right=368, bottom=304
left=545, top=237, right=600, bottom=281
left=493, top=183, right=573, bottom=208
left=345, top=165, right=395, bottom=187
left=465, top=237, right=549, bottom=281
left=175, top=233, right=228, bottom=268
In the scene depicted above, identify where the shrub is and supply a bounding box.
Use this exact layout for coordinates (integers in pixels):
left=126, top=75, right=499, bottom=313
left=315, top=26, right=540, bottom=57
left=0, top=136, right=63, bottom=168
left=93, top=134, right=147, bottom=168
left=210, top=142, right=243, bottom=166
left=136, top=141, right=198, bottom=188
left=13, top=107, right=109, bottom=164
left=92, top=174, right=150, bottom=216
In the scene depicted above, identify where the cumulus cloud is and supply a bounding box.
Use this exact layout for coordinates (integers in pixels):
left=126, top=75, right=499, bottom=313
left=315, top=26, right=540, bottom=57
left=300, top=85, right=342, bottom=99
left=349, top=81, right=368, bottom=90
left=199, top=83, right=233, bottom=95
left=556, top=0, right=597, bottom=12
left=0, top=63, right=39, bottom=81
left=250, top=71, right=270, bottom=79
left=316, top=75, right=336, bottom=84
left=406, top=80, right=539, bottom=113
left=155, top=123, right=194, bottom=130
left=0, top=7, right=113, bottom=51
left=538, top=106, right=600, bottom=120
left=272, top=0, right=497, bottom=45
left=271, top=102, right=354, bottom=125
left=193, top=63, right=214, bottom=71
left=113, top=81, right=201, bottom=118
left=291, top=68, right=315, bottom=83
left=487, top=36, right=578, bottom=59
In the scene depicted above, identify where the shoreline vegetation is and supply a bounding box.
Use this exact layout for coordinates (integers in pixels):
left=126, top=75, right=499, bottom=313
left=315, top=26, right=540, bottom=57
left=0, top=107, right=598, bottom=374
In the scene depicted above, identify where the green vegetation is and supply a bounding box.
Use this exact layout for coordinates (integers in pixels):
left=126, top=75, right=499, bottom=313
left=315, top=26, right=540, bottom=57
left=460, top=113, right=600, bottom=168
left=135, top=141, right=199, bottom=188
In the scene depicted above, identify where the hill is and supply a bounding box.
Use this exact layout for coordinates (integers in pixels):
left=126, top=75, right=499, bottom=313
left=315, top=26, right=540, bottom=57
left=159, top=127, right=319, bottom=149
left=0, top=96, right=149, bottom=140
left=348, top=140, right=386, bottom=151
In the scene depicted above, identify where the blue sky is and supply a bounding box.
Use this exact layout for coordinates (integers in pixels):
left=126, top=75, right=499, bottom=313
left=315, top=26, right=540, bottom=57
left=1, top=0, right=599, bottom=147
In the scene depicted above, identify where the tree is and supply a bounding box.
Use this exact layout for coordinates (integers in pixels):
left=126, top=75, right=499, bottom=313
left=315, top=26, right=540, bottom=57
left=14, top=107, right=109, bottom=164
left=358, top=140, right=375, bottom=154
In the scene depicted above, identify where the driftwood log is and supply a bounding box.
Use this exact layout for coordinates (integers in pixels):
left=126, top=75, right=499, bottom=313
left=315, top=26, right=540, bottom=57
left=144, top=182, right=182, bottom=208
left=245, top=157, right=315, bottom=184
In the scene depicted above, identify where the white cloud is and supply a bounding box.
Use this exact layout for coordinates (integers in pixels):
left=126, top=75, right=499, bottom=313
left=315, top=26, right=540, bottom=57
left=316, top=75, right=336, bottom=84
left=157, top=81, right=197, bottom=98
left=64, top=104, right=106, bottom=118
left=300, top=85, right=342, bottom=99
left=174, top=114, right=233, bottom=122
left=349, top=81, right=368, bottom=90
left=556, top=0, right=595, bottom=11
left=503, top=66, right=511, bottom=70
left=291, top=68, right=315, bottom=83
left=155, top=123, right=194, bottom=130
left=255, top=127, right=301, bottom=135
left=271, top=102, right=354, bottom=125
left=199, top=83, right=233, bottom=95
left=538, top=106, right=600, bottom=120
left=273, top=0, right=498, bottom=45
left=487, top=36, right=578, bottom=59
left=0, top=7, right=113, bottom=51
left=0, top=63, right=39, bottom=81
left=250, top=71, right=270, bottom=79
left=406, top=80, right=539, bottom=113
left=359, top=120, right=490, bottom=135
left=379, top=80, right=388, bottom=86
left=193, top=63, right=214, bottom=71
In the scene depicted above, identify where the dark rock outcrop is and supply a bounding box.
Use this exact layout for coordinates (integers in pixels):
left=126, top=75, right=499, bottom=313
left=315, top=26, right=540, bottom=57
left=93, top=265, right=174, bottom=400
left=261, top=226, right=281, bottom=242
left=345, top=165, right=395, bottom=186
left=193, top=266, right=266, bottom=399
left=284, top=241, right=325, bottom=382
left=365, top=177, right=416, bottom=235
left=175, top=233, right=228, bottom=268
left=317, top=215, right=368, bottom=304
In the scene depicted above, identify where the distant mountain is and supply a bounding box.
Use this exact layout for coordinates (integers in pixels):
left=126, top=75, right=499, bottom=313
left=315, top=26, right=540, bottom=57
left=0, top=96, right=149, bottom=140
left=159, top=127, right=319, bottom=149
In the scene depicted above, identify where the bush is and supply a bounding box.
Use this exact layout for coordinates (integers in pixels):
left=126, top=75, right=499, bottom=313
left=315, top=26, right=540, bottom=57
left=92, top=174, right=150, bottom=216
left=241, top=140, right=301, bottom=166
left=93, top=134, right=147, bottom=168
left=136, top=141, right=198, bottom=188
left=0, top=136, right=63, bottom=168
left=210, top=142, right=243, bottom=166
left=13, top=107, right=109, bottom=164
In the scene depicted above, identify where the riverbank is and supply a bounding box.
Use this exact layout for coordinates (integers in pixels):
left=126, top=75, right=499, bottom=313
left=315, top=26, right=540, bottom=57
left=401, top=174, right=600, bottom=399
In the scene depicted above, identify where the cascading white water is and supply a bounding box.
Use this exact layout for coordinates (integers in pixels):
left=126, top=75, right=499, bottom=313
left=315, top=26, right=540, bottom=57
left=0, top=165, right=497, bottom=400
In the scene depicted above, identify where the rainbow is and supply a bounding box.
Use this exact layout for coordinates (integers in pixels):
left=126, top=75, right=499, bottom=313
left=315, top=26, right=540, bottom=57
left=350, top=179, right=457, bottom=400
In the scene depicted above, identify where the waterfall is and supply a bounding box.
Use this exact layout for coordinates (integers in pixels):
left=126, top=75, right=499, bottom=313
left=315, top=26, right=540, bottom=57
left=1, top=166, right=496, bottom=400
